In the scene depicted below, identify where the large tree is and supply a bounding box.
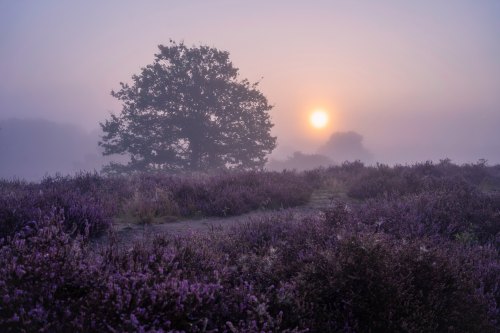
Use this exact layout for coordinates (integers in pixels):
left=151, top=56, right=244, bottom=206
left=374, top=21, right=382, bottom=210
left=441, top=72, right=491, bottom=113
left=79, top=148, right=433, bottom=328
left=318, top=131, right=373, bottom=163
left=99, top=41, right=276, bottom=173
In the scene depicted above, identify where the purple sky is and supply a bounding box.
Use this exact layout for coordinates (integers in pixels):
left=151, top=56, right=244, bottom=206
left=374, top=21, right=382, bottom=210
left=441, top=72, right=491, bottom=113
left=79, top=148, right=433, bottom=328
left=1, top=0, right=500, bottom=166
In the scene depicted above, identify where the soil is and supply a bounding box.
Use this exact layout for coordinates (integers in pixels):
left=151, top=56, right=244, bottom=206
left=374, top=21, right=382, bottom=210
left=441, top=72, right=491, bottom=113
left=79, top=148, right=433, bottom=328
left=92, top=188, right=343, bottom=247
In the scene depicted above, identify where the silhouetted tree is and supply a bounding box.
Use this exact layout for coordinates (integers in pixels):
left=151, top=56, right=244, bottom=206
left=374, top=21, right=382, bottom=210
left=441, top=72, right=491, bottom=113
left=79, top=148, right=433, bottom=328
left=319, top=131, right=373, bottom=163
left=100, top=41, right=276, bottom=173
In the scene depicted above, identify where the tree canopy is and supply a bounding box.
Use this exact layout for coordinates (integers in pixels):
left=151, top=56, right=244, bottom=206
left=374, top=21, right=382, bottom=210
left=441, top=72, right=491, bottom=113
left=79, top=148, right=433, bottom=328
left=100, top=41, right=276, bottom=173
left=319, top=131, right=373, bottom=163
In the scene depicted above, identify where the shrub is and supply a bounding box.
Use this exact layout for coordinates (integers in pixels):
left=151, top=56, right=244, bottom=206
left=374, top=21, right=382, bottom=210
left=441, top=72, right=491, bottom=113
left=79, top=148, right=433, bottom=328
left=126, top=170, right=313, bottom=218
left=1, top=162, right=500, bottom=332
left=352, top=186, right=500, bottom=244
left=0, top=186, right=111, bottom=238
left=0, top=170, right=313, bottom=237
left=0, top=214, right=307, bottom=332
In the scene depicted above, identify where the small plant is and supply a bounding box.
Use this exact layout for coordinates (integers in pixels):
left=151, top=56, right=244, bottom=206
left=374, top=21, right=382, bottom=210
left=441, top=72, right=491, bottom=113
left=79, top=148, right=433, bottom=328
left=123, top=187, right=180, bottom=224
left=1, top=162, right=499, bottom=331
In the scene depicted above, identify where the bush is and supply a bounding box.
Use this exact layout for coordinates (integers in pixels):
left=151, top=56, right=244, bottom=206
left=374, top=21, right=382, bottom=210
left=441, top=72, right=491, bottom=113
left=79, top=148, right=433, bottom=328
left=352, top=185, right=500, bottom=244
left=1, top=162, right=500, bottom=331
left=0, top=170, right=313, bottom=236
left=345, top=160, right=500, bottom=200
left=1, top=205, right=499, bottom=331
left=125, top=170, right=313, bottom=218
left=0, top=215, right=307, bottom=332
left=0, top=186, right=111, bottom=238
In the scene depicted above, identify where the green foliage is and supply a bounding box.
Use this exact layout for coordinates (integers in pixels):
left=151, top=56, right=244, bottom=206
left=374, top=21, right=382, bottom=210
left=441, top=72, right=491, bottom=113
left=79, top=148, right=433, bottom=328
left=100, top=40, right=276, bottom=173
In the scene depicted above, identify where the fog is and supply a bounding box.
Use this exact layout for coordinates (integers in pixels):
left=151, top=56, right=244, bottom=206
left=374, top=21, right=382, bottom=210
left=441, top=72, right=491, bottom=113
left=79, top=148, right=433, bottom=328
left=1, top=1, right=499, bottom=179
left=0, top=119, right=126, bottom=180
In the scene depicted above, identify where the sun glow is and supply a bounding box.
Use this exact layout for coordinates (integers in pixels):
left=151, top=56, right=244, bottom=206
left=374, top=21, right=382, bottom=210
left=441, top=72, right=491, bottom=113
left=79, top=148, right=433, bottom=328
left=310, top=110, right=329, bottom=129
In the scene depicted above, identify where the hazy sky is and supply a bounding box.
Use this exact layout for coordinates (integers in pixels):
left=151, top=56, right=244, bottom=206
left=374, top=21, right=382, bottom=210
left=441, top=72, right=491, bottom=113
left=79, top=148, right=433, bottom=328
left=1, top=0, right=500, bottom=164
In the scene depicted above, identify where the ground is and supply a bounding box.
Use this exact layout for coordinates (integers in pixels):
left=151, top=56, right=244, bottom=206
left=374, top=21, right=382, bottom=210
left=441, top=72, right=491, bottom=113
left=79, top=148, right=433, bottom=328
left=95, top=187, right=341, bottom=247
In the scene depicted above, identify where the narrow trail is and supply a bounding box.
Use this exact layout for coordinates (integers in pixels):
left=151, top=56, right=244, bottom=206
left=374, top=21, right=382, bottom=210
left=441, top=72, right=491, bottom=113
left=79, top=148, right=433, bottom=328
left=93, top=188, right=341, bottom=247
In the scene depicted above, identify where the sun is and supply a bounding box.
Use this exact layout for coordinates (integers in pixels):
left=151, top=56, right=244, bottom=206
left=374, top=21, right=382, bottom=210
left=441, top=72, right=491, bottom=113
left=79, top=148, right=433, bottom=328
left=310, top=110, right=329, bottom=129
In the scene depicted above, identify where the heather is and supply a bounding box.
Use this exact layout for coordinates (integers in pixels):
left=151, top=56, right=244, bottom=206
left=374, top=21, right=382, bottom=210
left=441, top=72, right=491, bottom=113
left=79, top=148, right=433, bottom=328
left=126, top=171, right=313, bottom=219
left=343, top=159, right=496, bottom=200
left=0, top=170, right=312, bottom=237
left=0, top=175, right=113, bottom=238
left=1, top=162, right=500, bottom=332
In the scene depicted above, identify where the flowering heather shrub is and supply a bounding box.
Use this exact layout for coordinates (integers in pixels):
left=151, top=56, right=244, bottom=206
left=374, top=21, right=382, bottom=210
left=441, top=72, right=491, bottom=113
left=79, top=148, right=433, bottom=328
left=125, top=170, right=313, bottom=218
left=123, top=188, right=180, bottom=224
left=0, top=183, right=111, bottom=238
left=1, top=162, right=500, bottom=331
left=291, top=234, right=497, bottom=332
left=40, top=172, right=130, bottom=218
left=1, top=207, right=499, bottom=331
left=0, top=191, right=41, bottom=238
left=0, top=213, right=97, bottom=332
left=351, top=185, right=500, bottom=245
left=0, top=215, right=308, bottom=332
left=0, top=170, right=312, bottom=236
left=218, top=214, right=499, bottom=331
left=344, top=160, right=500, bottom=200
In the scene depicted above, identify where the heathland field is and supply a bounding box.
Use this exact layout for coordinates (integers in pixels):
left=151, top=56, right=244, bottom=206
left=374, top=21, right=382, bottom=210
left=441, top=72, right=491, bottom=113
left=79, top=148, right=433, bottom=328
left=1, top=161, right=499, bottom=332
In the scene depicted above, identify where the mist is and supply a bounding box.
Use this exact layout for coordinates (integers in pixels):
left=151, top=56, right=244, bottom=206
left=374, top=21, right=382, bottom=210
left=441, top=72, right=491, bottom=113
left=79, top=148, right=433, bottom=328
left=1, top=1, right=500, bottom=179
left=0, top=119, right=124, bottom=180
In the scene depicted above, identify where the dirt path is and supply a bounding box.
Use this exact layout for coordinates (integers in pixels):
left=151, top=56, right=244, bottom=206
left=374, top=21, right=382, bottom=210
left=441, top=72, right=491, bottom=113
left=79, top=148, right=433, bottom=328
left=93, top=188, right=341, bottom=247
left=94, top=207, right=323, bottom=248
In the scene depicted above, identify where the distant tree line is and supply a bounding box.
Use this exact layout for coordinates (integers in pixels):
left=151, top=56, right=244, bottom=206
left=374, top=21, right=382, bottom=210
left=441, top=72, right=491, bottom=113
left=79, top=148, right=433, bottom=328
left=267, top=131, right=372, bottom=171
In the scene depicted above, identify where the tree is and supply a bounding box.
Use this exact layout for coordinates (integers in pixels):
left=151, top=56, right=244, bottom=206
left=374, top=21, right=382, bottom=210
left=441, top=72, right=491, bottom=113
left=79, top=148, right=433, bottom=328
left=99, top=41, right=276, bottom=173
left=318, top=131, right=373, bottom=163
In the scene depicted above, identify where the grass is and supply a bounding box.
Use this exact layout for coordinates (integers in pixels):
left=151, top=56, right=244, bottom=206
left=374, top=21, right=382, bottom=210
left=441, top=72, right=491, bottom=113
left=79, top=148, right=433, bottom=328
left=1, top=161, right=499, bottom=332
